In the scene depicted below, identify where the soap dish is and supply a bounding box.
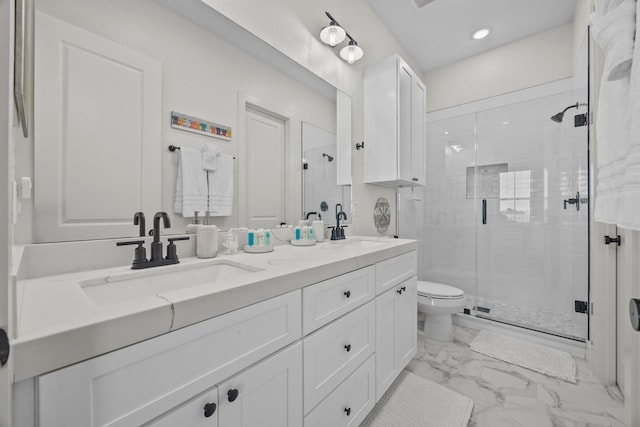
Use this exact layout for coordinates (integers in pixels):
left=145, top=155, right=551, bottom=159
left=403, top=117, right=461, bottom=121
left=291, top=239, right=316, bottom=246
left=243, top=245, right=274, bottom=253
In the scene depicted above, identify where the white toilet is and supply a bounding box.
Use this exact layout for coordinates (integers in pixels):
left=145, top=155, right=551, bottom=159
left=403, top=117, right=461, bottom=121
left=417, top=281, right=465, bottom=341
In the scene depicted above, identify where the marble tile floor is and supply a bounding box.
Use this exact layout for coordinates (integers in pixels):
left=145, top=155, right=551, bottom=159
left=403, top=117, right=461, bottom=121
left=406, top=326, right=624, bottom=426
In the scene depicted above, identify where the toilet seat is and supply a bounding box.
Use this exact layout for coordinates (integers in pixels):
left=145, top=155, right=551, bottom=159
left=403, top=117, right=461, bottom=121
left=417, top=281, right=464, bottom=300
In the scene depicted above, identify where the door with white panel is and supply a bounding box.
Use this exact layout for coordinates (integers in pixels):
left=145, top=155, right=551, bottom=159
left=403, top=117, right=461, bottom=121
left=34, top=12, right=161, bottom=242
left=244, top=105, right=286, bottom=229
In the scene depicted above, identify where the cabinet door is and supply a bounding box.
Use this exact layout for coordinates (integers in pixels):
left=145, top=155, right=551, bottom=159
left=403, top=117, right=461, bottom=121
left=410, top=79, right=426, bottom=185
left=375, top=276, right=417, bottom=401
left=396, top=276, right=417, bottom=369
left=398, top=61, right=413, bottom=184
left=374, top=287, right=396, bottom=401
left=145, top=387, right=218, bottom=427
left=218, top=342, right=302, bottom=427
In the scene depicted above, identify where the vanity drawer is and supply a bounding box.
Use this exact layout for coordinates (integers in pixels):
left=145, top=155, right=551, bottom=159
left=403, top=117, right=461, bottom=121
left=38, top=290, right=301, bottom=427
left=304, top=355, right=375, bottom=427
left=302, top=266, right=375, bottom=335
left=303, top=300, right=375, bottom=414
left=375, top=251, right=417, bottom=295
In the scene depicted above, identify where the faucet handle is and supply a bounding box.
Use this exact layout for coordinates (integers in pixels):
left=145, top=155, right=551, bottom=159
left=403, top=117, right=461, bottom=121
left=166, top=236, right=190, bottom=262
left=116, top=240, right=148, bottom=267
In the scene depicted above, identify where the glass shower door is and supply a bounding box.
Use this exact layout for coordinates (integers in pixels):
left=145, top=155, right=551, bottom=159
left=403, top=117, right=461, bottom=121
left=474, top=92, right=588, bottom=340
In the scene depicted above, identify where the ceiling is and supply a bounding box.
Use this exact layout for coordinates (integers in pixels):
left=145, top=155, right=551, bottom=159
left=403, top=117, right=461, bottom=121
left=366, top=0, right=577, bottom=73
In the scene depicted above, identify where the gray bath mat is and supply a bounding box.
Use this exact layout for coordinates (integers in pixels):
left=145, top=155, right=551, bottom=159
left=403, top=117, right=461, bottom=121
left=470, top=330, right=578, bottom=383
left=360, top=370, right=473, bottom=427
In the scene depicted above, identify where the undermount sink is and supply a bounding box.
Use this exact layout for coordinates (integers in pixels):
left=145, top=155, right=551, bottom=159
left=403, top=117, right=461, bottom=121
left=80, top=259, right=262, bottom=306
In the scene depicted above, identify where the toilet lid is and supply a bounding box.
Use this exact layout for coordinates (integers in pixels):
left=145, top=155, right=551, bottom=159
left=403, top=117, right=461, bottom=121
left=417, top=281, right=464, bottom=299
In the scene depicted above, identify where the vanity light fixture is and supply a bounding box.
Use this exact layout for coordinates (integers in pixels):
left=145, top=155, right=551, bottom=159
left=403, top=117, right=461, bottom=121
left=472, top=28, right=491, bottom=40
left=340, top=36, right=364, bottom=64
left=320, top=12, right=364, bottom=64
left=320, top=12, right=346, bottom=47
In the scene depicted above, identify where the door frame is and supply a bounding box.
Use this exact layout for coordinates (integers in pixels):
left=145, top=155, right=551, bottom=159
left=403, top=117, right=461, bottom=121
left=237, top=92, right=301, bottom=227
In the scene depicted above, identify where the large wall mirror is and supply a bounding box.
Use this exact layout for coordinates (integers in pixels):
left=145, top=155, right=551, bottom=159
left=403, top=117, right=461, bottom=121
left=23, top=0, right=352, bottom=243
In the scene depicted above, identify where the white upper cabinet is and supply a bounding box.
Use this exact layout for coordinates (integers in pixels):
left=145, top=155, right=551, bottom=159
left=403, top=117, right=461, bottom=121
left=364, top=55, right=426, bottom=187
left=34, top=12, right=161, bottom=242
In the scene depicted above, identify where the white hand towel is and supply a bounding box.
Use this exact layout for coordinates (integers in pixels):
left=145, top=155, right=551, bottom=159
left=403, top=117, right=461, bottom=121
left=591, top=0, right=636, bottom=81
left=207, top=153, right=234, bottom=216
left=201, top=144, right=221, bottom=171
left=173, top=146, right=208, bottom=218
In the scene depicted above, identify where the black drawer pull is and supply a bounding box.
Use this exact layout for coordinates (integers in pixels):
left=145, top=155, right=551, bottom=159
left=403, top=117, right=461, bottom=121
left=345, top=407, right=351, bottom=416
left=203, top=402, right=217, bottom=417
left=344, top=290, right=351, bottom=298
left=227, top=388, right=239, bottom=402
left=344, top=344, right=351, bottom=352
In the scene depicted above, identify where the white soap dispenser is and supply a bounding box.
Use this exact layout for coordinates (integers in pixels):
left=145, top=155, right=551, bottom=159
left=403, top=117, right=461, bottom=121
left=312, top=213, right=325, bottom=242
left=197, top=211, right=218, bottom=258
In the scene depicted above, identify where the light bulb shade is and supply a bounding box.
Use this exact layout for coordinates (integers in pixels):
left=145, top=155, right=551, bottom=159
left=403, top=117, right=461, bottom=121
left=320, top=22, right=346, bottom=46
left=340, top=41, right=363, bottom=64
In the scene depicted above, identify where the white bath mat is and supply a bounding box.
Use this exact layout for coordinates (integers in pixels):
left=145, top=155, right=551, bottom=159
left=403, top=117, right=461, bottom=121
left=469, top=330, right=578, bottom=383
left=360, top=371, right=473, bottom=427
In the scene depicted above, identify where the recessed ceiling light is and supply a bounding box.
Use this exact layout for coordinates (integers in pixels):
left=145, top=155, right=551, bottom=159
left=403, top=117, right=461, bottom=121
left=472, top=28, right=491, bottom=40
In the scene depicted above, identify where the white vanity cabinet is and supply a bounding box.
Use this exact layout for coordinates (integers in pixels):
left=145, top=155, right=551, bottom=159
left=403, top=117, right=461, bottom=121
left=374, top=253, right=418, bottom=401
left=364, top=54, right=426, bottom=187
left=30, top=249, right=418, bottom=427
left=37, top=290, right=301, bottom=427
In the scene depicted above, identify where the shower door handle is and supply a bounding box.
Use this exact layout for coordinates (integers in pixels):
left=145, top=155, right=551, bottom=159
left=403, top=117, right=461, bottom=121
left=564, top=192, right=580, bottom=211
left=482, top=199, right=487, bottom=225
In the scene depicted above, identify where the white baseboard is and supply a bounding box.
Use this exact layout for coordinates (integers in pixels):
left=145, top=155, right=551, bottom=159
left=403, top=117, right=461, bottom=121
left=454, top=313, right=586, bottom=359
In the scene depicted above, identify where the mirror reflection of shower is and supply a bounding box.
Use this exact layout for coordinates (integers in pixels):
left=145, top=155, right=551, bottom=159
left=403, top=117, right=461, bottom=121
left=551, top=102, right=587, bottom=123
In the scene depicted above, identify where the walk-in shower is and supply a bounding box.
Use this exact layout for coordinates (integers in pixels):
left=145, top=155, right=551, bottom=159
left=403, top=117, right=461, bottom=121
left=399, top=78, right=589, bottom=342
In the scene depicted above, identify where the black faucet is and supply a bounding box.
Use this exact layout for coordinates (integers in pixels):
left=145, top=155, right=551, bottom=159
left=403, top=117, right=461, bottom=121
left=331, top=204, right=347, bottom=240
left=151, top=212, right=171, bottom=262
left=117, top=211, right=189, bottom=269
left=133, top=212, right=146, bottom=237
left=306, top=211, right=319, bottom=220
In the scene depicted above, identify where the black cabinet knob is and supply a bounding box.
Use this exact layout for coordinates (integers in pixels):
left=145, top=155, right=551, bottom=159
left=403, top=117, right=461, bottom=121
left=344, top=290, right=351, bottom=298
left=401, top=286, right=406, bottom=292
left=227, top=388, right=239, bottom=402
left=344, top=344, right=351, bottom=352
left=412, top=177, right=418, bottom=181
left=397, top=288, right=403, bottom=295
left=203, top=402, right=217, bottom=418
left=345, top=407, right=352, bottom=416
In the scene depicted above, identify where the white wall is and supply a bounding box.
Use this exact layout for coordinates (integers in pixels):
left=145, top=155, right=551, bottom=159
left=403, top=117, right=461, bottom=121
left=424, top=24, right=575, bottom=112
left=14, top=0, right=338, bottom=243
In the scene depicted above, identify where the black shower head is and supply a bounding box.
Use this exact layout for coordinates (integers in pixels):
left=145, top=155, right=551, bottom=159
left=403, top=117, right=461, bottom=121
left=322, top=153, right=334, bottom=162
left=551, top=102, right=583, bottom=123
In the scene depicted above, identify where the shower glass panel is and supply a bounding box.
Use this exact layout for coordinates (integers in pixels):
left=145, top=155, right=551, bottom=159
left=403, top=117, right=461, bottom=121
left=474, top=91, right=588, bottom=340
left=400, top=80, right=589, bottom=342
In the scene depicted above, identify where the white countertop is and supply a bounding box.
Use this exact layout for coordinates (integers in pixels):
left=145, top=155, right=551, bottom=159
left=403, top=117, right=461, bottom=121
left=13, top=236, right=416, bottom=381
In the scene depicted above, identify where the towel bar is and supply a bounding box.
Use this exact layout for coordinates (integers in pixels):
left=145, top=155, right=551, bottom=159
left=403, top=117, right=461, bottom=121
left=168, top=145, right=235, bottom=159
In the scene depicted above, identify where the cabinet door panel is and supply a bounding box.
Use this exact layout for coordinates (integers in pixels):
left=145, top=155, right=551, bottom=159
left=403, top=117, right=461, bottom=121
left=411, top=80, right=426, bottom=185
left=144, top=387, right=218, bottom=427
left=375, top=288, right=397, bottom=401
left=218, top=342, right=302, bottom=427
left=396, top=277, right=418, bottom=369
left=398, top=62, right=413, bottom=183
